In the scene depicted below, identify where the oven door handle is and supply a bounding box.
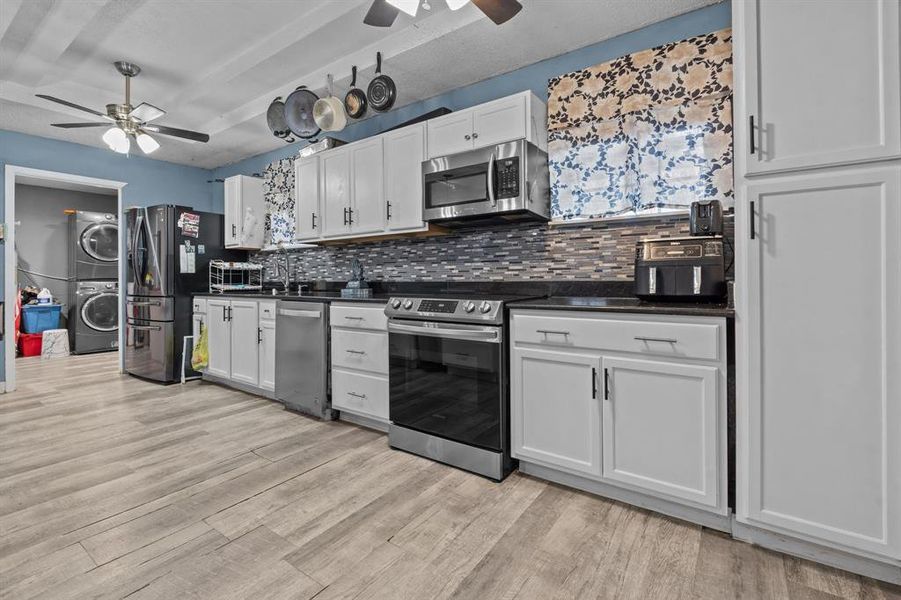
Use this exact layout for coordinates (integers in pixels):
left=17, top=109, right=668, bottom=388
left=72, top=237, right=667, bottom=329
left=388, top=321, right=501, bottom=343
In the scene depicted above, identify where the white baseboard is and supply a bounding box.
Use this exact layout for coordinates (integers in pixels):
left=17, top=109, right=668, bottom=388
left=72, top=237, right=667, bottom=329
left=732, top=521, right=901, bottom=585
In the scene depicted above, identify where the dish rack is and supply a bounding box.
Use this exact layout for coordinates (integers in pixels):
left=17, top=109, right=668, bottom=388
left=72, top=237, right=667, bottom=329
left=209, top=260, right=263, bottom=293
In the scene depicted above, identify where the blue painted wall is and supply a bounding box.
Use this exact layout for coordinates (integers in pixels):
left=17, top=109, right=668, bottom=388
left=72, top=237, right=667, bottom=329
left=211, top=1, right=731, bottom=202
left=0, top=130, right=213, bottom=381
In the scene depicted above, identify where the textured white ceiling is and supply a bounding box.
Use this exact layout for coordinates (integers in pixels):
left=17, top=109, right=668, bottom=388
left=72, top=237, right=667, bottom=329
left=0, top=0, right=718, bottom=169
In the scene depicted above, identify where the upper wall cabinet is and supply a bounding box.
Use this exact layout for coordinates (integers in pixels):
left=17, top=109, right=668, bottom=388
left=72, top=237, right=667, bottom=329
left=427, top=91, right=547, bottom=159
left=384, top=123, right=426, bottom=232
left=739, top=0, right=900, bottom=175
left=319, top=139, right=385, bottom=239
left=224, top=175, right=265, bottom=249
left=294, top=155, right=320, bottom=241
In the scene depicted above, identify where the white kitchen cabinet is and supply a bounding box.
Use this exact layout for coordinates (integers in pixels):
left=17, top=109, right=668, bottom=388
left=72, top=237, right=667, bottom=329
left=427, top=92, right=546, bottom=159
left=206, top=298, right=231, bottom=379
left=349, top=137, right=385, bottom=236
left=329, top=303, right=389, bottom=424
left=511, top=347, right=602, bottom=477
left=738, top=164, right=901, bottom=560
left=294, top=155, right=320, bottom=241
left=191, top=298, right=206, bottom=349
left=321, top=147, right=352, bottom=238
left=258, top=318, right=276, bottom=392
left=228, top=300, right=259, bottom=386
left=601, top=356, right=719, bottom=508
left=383, top=123, right=426, bottom=231
left=737, top=0, right=900, bottom=175
left=224, top=175, right=265, bottom=249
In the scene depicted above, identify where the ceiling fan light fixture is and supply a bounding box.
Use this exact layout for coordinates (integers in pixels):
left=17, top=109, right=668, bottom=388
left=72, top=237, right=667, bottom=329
left=102, top=126, right=130, bottom=153
left=386, top=0, right=419, bottom=17
left=446, top=0, right=468, bottom=9
left=135, top=132, right=160, bottom=154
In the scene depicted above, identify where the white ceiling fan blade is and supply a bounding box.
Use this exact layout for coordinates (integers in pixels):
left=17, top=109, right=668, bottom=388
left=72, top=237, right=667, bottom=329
left=129, top=102, right=166, bottom=123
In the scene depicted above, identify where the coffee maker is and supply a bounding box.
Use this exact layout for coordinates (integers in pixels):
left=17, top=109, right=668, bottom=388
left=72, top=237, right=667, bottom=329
left=633, top=200, right=727, bottom=302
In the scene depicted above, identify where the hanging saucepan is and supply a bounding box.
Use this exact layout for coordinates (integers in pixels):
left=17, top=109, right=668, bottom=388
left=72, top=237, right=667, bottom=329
left=367, top=52, right=396, bottom=113
left=266, top=97, right=294, bottom=143
left=343, top=66, right=367, bottom=119
left=313, top=74, right=347, bottom=133
left=284, top=85, right=321, bottom=139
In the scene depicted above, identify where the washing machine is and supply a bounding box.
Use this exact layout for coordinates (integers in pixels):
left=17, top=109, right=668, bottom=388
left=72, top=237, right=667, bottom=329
left=69, top=281, right=119, bottom=354
left=69, top=210, right=119, bottom=280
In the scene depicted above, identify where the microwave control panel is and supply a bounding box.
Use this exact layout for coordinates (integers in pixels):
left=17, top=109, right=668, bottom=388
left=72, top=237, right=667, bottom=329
left=495, top=158, right=520, bottom=199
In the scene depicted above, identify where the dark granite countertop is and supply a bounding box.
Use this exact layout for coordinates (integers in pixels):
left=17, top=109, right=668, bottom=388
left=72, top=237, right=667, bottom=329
left=508, top=296, right=734, bottom=318
left=193, top=291, right=390, bottom=304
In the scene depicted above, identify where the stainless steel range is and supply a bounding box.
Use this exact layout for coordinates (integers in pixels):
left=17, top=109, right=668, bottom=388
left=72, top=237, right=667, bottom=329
left=385, top=294, right=527, bottom=480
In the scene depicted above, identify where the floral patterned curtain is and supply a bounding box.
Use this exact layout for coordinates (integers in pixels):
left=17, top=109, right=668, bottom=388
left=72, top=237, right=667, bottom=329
left=547, top=28, right=733, bottom=221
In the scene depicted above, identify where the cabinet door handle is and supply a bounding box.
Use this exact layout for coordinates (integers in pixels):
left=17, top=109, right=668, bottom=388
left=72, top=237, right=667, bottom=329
left=749, top=200, right=756, bottom=240
left=591, top=367, right=597, bottom=399
left=228, top=306, right=233, bottom=321
left=344, top=316, right=364, bottom=321
left=257, top=327, right=262, bottom=344
left=464, top=134, right=471, bottom=140
left=634, top=336, right=678, bottom=344
left=348, top=208, right=354, bottom=225
left=749, top=115, right=756, bottom=155
left=231, top=224, right=236, bottom=237
left=386, top=201, right=392, bottom=221
left=345, top=349, right=366, bottom=355
left=311, top=213, right=317, bottom=229
left=347, top=391, right=367, bottom=399
left=343, top=207, right=348, bottom=226
left=604, top=368, right=610, bottom=401
left=536, top=329, right=570, bottom=337
left=222, top=306, right=227, bottom=322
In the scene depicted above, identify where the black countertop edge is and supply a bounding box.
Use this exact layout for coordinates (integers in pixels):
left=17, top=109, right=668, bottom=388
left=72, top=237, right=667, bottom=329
left=194, top=291, right=390, bottom=304
left=508, top=297, right=734, bottom=318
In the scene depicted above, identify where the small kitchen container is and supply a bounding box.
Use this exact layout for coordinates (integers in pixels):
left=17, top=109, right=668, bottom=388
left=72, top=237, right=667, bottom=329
left=22, top=304, right=61, bottom=333
left=18, top=332, right=44, bottom=356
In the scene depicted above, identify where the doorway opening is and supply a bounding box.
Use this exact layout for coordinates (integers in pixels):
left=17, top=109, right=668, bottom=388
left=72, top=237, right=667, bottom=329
left=4, top=166, right=126, bottom=393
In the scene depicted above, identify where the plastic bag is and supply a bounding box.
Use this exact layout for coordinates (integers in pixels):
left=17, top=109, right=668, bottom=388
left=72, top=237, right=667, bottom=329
left=191, top=325, right=209, bottom=371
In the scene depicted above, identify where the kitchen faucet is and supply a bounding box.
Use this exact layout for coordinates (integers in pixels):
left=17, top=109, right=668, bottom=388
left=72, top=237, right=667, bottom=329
left=275, top=243, right=292, bottom=292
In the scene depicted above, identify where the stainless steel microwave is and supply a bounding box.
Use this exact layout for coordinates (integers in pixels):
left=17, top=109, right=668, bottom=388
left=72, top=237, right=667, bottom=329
left=422, top=139, right=549, bottom=226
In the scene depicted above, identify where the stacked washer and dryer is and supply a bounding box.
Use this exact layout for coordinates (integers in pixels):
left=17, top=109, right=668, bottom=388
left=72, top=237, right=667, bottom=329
left=67, top=211, right=119, bottom=354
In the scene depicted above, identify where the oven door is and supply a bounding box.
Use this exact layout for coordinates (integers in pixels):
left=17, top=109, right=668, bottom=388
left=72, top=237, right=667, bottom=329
left=388, top=320, right=505, bottom=451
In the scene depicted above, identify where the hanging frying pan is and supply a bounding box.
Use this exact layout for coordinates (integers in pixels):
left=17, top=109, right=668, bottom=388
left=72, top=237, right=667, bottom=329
left=313, top=74, right=347, bottom=132
left=367, top=52, right=396, bottom=113
left=344, top=66, right=368, bottom=119
left=284, top=85, right=321, bottom=139
left=266, top=97, right=294, bottom=143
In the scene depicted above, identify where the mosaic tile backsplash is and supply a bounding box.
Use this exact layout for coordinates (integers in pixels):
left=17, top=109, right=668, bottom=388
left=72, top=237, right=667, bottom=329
left=252, top=216, right=733, bottom=283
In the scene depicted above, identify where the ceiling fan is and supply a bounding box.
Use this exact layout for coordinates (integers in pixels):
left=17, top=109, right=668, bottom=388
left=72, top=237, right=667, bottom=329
left=364, top=0, right=522, bottom=27
left=35, top=61, right=210, bottom=155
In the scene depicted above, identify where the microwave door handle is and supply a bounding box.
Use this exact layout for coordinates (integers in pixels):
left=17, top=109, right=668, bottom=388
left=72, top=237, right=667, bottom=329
left=487, top=152, right=497, bottom=207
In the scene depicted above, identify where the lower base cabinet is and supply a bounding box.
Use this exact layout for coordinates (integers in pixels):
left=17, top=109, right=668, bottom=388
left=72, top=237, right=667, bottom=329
left=329, top=303, right=389, bottom=424
left=194, top=297, right=276, bottom=393
left=510, top=309, right=728, bottom=518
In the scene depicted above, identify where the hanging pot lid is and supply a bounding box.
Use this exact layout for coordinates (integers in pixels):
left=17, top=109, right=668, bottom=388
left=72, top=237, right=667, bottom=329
left=266, top=97, right=294, bottom=143
left=284, top=86, right=321, bottom=139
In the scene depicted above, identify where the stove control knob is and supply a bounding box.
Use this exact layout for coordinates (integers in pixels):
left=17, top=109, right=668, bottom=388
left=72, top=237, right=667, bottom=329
left=391, top=298, right=402, bottom=309
left=479, top=301, right=492, bottom=314
left=463, top=301, right=476, bottom=313
left=403, top=299, right=414, bottom=310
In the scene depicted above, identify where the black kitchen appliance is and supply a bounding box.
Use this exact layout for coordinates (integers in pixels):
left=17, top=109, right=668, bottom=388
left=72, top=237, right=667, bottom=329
left=125, top=205, right=244, bottom=383
left=689, top=200, right=724, bottom=235
left=634, top=236, right=726, bottom=301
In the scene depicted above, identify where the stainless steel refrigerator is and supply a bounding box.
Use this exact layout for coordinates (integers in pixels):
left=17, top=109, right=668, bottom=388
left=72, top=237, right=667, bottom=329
left=125, top=205, right=244, bottom=383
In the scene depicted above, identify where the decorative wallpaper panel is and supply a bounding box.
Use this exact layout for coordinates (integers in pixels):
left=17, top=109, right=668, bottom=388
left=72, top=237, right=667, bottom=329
left=261, top=157, right=295, bottom=245
left=547, top=28, right=733, bottom=221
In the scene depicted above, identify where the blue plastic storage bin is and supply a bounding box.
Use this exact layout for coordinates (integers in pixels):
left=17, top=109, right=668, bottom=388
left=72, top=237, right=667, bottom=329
left=22, top=304, right=61, bottom=334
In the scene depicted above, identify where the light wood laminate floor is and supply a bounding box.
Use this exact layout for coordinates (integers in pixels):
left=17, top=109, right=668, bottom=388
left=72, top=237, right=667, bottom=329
left=1, top=353, right=898, bottom=600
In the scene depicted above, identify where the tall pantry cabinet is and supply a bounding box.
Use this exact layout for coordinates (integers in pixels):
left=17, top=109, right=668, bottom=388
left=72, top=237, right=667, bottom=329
left=733, top=0, right=901, bottom=581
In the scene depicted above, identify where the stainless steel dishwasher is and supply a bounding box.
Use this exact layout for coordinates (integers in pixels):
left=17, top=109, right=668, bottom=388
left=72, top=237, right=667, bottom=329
left=275, top=301, right=334, bottom=420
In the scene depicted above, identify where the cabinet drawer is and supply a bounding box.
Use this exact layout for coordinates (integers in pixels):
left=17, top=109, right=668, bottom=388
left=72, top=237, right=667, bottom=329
left=331, top=368, right=389, bottom=421
left=512, top=312, right=722, bottom=362
left=331, top=329, right=388, bottom=374
left=258, top=301, right=276, bottom=322
left=192, top=298, right=207, bottom=314
left=331, top=303, right=387, bottom=331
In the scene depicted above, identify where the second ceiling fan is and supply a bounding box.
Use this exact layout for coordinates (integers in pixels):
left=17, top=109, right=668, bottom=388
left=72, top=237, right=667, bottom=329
left=364, top=0, right=522, bottom=27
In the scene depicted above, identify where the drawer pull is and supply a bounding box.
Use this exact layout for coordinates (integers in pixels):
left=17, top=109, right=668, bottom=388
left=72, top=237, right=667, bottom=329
left=347, top=392, right=367, bottom=399
left=345, top=349, right=367, bottom=355
left=634, top=336, right=678, bottom=344
left=536, top=329, right=570, bottom=336
left=344, top=316, right=364, bottom=321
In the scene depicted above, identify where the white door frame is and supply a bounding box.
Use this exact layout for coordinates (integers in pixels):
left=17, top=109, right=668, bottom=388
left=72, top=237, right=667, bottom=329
left=4, top=165, right=127, bottom=393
